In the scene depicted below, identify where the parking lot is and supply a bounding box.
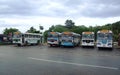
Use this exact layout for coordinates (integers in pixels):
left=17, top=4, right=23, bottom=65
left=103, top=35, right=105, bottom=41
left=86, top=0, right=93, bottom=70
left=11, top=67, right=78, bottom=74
left=0, top=45, right=120, bottom=75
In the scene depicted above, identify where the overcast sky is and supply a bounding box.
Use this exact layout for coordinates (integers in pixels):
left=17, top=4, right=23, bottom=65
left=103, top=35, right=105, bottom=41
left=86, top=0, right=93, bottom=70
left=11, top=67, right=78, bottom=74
left=0, top=0, right=120, bottom=33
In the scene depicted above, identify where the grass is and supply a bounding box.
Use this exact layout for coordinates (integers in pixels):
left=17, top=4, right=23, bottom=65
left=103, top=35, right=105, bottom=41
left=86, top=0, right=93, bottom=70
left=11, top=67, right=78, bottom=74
left=0, top=42, right=13, bottom=45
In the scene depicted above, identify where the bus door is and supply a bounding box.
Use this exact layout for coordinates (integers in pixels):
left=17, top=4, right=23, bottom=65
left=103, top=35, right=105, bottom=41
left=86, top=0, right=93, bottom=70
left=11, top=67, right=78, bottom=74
left=22, top=34, right=25, bottom=44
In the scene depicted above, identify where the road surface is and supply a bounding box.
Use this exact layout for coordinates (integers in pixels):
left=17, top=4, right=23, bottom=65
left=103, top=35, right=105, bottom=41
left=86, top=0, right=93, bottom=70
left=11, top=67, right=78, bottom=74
left=0, top=45, right=120, bottom=75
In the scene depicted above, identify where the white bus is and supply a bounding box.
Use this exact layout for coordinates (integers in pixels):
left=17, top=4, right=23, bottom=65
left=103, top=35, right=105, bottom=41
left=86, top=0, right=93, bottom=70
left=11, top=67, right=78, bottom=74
left=12, top=32, right=43, bottom=46
left=81, top=32, right=95, bottom=47
left=97, top=30, right=113, bottom=49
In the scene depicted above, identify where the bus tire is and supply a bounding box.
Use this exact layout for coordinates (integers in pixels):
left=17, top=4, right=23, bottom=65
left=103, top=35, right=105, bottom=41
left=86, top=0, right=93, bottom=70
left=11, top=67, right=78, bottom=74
left=82, top=46, right=85, bottom=48
left=92, top=46, right=95, bottom=48
left=17, top=44, right=21, bottom=46
left=109, top=48, right=113, bottom=50
left=37, top=40, right=40, bottom=45
left=98, top=47, right=101, bottom=50
left=25, top=41, right=28, bottom=46
left=50, top=44, right=52, bottom=47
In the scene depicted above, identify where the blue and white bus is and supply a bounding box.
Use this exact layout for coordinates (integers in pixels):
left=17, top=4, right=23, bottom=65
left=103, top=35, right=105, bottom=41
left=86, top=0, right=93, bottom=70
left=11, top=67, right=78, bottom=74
left=97, top=30, right=113, bottom=49
left=60, top=32, right=80, bottom=47
left=81, top=32, right=95, bottom=47
left=47, top=32, right=61, bottom=46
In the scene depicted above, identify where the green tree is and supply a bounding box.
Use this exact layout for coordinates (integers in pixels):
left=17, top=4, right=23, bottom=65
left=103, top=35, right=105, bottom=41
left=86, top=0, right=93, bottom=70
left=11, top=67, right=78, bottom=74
left=3, top=28, right=19, bottom=35
left=43, top=30, right=49, bottom=42
left=40, top=26, right=44, bottom=30
left=49, top=25, right=55, bottom=32
left=26, top=26, right=37, bottom=33
left=65, top=19, right=75, bottom=29
left=112, top=21, right=120, bottom=41
left=39, top=25, right=44, bottom=34
left=52, top=25, right=68, bottom=32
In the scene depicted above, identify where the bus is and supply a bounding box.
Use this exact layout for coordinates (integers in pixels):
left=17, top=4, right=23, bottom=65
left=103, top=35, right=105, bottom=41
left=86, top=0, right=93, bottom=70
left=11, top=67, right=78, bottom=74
left=118, top=33, right=120, bottom=46
left=81, top=32, right=95, bottom=47
left=12, top=32, right=43, bottom=46
left=97, top=30, right=113, bottom=49
left=47, top=32, right=61, bottom=46
left=60, top=32, right=80, bottom=47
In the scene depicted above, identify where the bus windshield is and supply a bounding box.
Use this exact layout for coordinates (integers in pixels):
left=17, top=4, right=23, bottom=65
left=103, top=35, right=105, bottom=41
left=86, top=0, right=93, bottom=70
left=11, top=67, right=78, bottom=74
left=82, top=34, right=94, bottom=39
left=61, top=34, right=73, bottom=40
left=97, top=33, right=112, bottom=40
left=48, top=34, right=59, bottom=38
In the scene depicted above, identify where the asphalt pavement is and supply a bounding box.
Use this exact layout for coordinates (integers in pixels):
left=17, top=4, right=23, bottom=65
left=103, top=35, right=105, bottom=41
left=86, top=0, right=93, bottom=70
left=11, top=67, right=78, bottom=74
left=0, top=45, right=120, bottom=75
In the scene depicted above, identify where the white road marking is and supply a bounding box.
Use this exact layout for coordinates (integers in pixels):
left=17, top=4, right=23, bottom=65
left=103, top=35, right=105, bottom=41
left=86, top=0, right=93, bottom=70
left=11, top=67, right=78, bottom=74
left=28, top=57, right=119, bottom=70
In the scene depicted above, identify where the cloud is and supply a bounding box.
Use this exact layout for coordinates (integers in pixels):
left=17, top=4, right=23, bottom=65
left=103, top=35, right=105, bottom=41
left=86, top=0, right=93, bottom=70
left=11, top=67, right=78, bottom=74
left=0, top=0, right=120, bottom=18
left=0, top=0, right=120, bottom=33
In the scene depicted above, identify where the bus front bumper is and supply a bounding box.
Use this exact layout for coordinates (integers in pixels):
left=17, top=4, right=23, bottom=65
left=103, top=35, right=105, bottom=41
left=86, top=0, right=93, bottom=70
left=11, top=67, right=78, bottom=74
left=81, top=43, right=94, bottom=46
left=97, top=45, right=113, bottom=48
left=47, top=42, right=59, bottom=45
left=61, top=42, right=74, bottom=46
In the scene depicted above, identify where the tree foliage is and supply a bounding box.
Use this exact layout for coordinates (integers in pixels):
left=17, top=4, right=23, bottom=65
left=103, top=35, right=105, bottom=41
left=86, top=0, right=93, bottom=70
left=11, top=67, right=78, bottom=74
left=65, top=19, right=75, bottom=29
left=3, top=28, right=19, bottom=35
left=26, top=26, right=42, bottom=33
left=112, top=21, right=120, bottom=41
left=40, top=26, right=44, bottom=30
left=44, top=20, right=120, bottom=42
left=26, top=27, right=37, bottom=33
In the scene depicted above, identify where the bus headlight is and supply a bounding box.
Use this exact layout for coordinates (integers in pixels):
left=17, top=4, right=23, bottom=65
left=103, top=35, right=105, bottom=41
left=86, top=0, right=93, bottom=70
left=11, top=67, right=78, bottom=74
left=97, top=43, right=101, bottom=45
left=108, top=43, right=112, bottom=45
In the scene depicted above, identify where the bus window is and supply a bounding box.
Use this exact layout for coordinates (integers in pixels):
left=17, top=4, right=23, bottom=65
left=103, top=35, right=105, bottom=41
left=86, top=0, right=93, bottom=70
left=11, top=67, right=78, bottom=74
left=25, top=34, right=28, bottom=38
left=29, top=35, right=32, bottom=38
left=82, top=34, right=94, bottom=39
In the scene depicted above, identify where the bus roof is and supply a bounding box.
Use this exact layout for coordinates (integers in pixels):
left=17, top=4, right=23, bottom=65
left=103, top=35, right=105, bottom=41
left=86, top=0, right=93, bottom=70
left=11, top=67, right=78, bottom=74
left=48, top=32, right=61, bottom=35
left=24, top=33, right=43, bottom=36
left=97, top=30, right=112, bottom=33
left=82, top=32, right=94, bottom=34
left=62, top=32, right=80, bottom=36
left=15, top=33, right=43, bottom=36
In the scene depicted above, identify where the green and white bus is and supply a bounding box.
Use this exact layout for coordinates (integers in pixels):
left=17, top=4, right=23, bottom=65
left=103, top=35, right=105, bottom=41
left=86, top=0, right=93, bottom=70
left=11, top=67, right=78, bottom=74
left=12, top=32, right=43, bottom=46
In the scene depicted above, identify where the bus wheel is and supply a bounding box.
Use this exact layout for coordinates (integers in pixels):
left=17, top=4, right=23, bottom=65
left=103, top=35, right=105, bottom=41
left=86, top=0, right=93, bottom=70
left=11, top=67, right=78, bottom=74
left=17, top=44, right=21, bottom=46
left=50, top=44, right=52, bottom=47
left=82, top=46, right=85, bottom=48
left=25, top=41, right=28, bottom=46
left=98, top=47, right=101, bottom=50
left=72, top=46, right=75, bottom=48
left=109, top=48, right=113, bottom=50
left=92, top=46, right=95, bottom=48
left=37, top=40, right=40, bottom=45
